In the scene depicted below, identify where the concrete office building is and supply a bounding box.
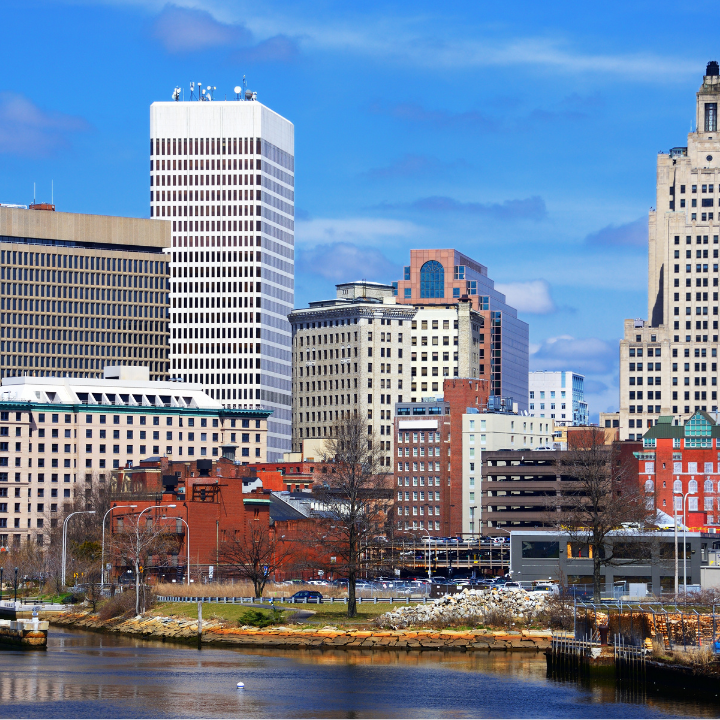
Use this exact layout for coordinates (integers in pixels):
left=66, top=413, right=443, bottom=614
left=0, top=205, right=170, bottom=381
left=0, top=366, right=269, bottom=550
left=529, top=371, right=588, bottom=425
left=289, top=282, right=417, bottom=470
left=151, top=86, right=294, bottom=460
left=620, top=62, right=720, bottom=439
left=393, top=249, right=529, bottom=407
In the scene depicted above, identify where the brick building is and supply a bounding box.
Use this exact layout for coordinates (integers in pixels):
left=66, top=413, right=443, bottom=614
left=638, top=411, right=720, bottom=527
left=108, top=456, right=327, bottom=581
left=393, top=377, right=489, bottom=536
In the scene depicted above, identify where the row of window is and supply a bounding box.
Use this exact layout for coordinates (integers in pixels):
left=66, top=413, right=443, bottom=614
left=151, top=137, right=260, bottom=157
left=0, top=252, right=165, bottom=274
left=529, top=390, right=567, bottom=399
left=397, top=446, right=441, bottom=457
left=398, top=491, right=442, bottom=501
left=397, top=464, right=442, bottom=475
left=397, top=506, right=441, bottom=516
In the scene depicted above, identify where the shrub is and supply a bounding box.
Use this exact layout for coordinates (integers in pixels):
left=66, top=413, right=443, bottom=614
left=98, top=590, right=141, bottom=621
left=237, top=608, right=283, bottom=628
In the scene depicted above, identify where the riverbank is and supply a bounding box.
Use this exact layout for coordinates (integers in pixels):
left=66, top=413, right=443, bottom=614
left=51, top=609, right=553, bottom=652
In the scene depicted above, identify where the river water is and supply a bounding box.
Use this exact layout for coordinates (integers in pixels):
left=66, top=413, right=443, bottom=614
left=0, top=628, right=717, bottom=718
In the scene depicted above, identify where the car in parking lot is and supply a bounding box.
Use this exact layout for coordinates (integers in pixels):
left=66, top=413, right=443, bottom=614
left=498, top=581, right=523, bottom=592
left=289, top=590, right=323, bottom=603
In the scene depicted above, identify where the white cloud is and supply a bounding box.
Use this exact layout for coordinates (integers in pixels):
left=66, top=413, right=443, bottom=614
left=295, top=217, right=421, bottom=248
left=297, top=242, right=399, bottom=283
left=0, top=93, right=89, bottom=157
left=495, top=279, right=556, bottom=314
left=530, top=335, right=617, bottom=375
left=55, top=1, right=698, bottom=80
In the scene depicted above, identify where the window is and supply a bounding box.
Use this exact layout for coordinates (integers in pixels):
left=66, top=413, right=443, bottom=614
left=420, top=261, right=444, bottom=298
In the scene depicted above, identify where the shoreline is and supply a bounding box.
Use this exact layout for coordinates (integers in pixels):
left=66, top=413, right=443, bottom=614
left=51, top=611, right=553, bottom=652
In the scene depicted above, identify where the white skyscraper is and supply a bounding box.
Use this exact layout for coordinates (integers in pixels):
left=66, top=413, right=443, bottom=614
left=150, top=86, right=294, bottom=460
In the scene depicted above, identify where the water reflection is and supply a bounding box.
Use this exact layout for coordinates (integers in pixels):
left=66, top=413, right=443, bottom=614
left=0, top=628, right=715, bottom=718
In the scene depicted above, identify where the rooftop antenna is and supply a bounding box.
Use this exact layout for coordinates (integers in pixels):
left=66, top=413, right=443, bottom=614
left=172, top=86, right=181, bottom=101
left=33, top=182, right=35, bottom=205
left=190, top=82, right=195, bottom=100
left=51, top=180, right=53, bottom=206
left=234, top=85, right=241, bottom=100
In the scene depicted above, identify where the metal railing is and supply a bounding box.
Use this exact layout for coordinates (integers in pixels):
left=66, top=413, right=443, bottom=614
left=155, top=595, right=432, bottom=605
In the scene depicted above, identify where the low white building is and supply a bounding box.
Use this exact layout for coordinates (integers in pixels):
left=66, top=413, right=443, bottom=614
left=529, top=371, right=588, bottom=426
left=0, top=366, right=270, bottom=550
left=461, top=409, right=554, bottom=536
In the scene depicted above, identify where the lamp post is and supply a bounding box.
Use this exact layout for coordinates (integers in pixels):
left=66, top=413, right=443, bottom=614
left=161, top=515, right=190, bottom=586
left=14, top=567, right=18, bottom=603
left=100, top=504, right=137, bottom=595
left=133, top=504, right=176, bottom=613
left=0, top=567, right=3, bottom=602
left=674, top=491, right=693, bottom=596
left=62, top=511, right=96, bottom=588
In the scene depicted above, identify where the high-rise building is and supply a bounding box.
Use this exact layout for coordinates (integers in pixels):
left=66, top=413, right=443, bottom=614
left=151, top=87, right=294, bottom=460
left=392, top=249, right=529, bottom=406
left=619, top=62, right=720, bottom=439
left=528, top=371, right=588, bottom=426
left=0, top=205, right=170, bottom=381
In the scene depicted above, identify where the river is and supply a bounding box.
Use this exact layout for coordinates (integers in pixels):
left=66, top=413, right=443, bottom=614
left=0, top=628, right=716, bottom=718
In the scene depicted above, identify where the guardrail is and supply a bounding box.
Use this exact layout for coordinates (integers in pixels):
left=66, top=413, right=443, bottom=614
left=156, top=595, right=432, bottom=605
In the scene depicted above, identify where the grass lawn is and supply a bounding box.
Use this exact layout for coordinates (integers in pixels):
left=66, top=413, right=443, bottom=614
left=153, top=600, right=408, bottom=628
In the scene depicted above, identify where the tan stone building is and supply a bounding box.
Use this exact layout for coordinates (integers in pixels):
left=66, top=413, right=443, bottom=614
left=0, top=205, right=170, bottom=381
left=0, top=366, right=269, bottom=549
left=620, top=62, right=720, bottom=439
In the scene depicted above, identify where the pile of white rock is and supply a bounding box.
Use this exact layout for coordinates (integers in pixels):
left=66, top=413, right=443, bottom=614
left=377, top=588, right=549, bottom=629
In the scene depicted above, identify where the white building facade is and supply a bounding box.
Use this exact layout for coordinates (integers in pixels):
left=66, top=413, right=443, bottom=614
left=150, top=89, right=294, bottom=460
left=461, top=410, right=554, bottom=536
left=528, top=371, right=588, bottom=426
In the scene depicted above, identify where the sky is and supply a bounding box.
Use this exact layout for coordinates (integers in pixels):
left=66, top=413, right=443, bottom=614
left=0, top=0, right=718, bottom=419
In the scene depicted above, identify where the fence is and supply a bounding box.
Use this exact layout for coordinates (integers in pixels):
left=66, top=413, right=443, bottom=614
left=547, top=633, right=600, bottom=677
left=575, top=603, right=720, bottom=650
left=156, top=595, right=431, bottom=605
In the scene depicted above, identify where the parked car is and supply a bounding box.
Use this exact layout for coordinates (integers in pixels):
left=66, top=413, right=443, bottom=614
left=498, top=581, right=523, bottom=592
left=289, top=590, right=323, bottom=603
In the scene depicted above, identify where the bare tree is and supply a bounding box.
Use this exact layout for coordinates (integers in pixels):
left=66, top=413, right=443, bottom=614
left=312, top=414, right=391, bottom=618
left=553, top=429, right=653, bottom=600
left=108, top=514, right=174, bottom=615
left=219, top=525, right=295, bottom=598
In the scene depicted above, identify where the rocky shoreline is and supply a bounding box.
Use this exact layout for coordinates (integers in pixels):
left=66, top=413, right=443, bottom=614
left=51, top=612, right=552, bottom=652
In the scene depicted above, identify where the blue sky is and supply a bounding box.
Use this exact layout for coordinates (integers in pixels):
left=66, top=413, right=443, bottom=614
left=0, top=0, right=717, bottom=418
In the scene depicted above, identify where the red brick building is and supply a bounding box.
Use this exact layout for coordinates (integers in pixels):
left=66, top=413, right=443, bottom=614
left=393, top=377, right=489, bottom=537
left=638, top=411, right=720, bottom=529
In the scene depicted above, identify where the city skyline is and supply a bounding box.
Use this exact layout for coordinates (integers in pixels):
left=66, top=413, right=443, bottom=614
left=1, top=1, right=720, bottom=419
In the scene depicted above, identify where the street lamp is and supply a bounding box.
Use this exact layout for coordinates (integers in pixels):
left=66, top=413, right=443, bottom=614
left=136, top=504, right=176, bottom=577
left=0, top=567, right=3, bottom=602
left=14, top=567, right=18, bottom=603
left=674, top=492, right=694, bottom=596
left=161, top=515, right=190, bottom=586
left=62, top=511, right=97, bottom=587
left=469, top=505, right=477, bottom=541
left=100, top=504, right=137, bottom=595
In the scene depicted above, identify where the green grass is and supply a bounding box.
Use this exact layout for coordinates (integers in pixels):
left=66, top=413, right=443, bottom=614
left=153, top=600, right=410, bottom=628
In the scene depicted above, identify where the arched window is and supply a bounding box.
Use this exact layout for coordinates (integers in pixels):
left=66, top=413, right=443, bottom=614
left=673, top=479, right=682, bottom=494
left=689, top=479, right=698, bottom=494
left=705, top=479, right=714, bottom=493
left=420, top=261, right=444, bottom=298
left=644, top=479, right=654, bottom=493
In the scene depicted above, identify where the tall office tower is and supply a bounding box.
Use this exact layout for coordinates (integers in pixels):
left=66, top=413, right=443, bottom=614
left=0, top=205, right=170, bottom=380
left=392, top=249, right=529, bottom=407
left=151, top=87, right=294, bottom=461
left=528, top=371, right=588, bottom=426
left=619, top=62, right=720, bottom=440
left=288, top=282, right=416, bottom=469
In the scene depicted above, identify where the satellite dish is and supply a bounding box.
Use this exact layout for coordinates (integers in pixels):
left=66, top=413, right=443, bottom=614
left=234, top=86, right=241, bottom=94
